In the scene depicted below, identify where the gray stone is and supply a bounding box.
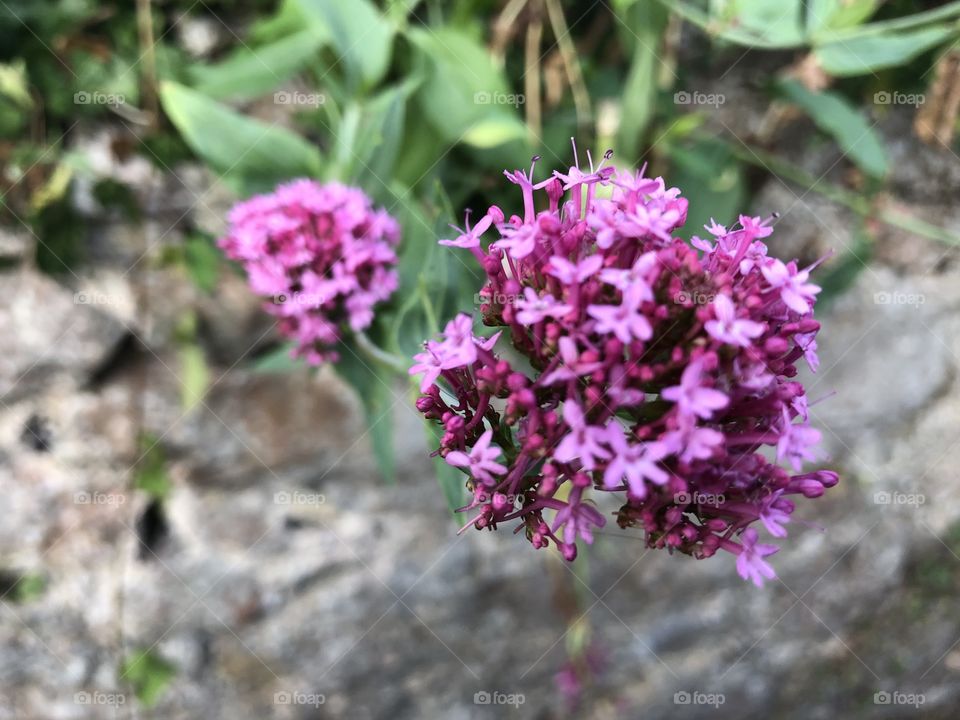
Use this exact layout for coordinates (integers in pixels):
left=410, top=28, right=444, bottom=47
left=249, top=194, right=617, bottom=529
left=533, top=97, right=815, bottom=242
left=0, top=270, right=127, bottom=402
left=0, top=226, right=30, bottom=262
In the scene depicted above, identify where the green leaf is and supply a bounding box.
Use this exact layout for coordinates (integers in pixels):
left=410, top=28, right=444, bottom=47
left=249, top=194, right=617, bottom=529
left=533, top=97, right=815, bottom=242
left=0, top=60, right=32, bottom=108
left=425, top=421, right=466, bottom=515
left=334, top=337, right=398, bottom=483
left=385, top=183, right=482, bottom=357
left=356, top=82, right=414, bottom=183
left=778, top=79, right=887, bottom=178
left=5, top=573, right=46, bottom=603
left=814, top=25, right=955, bottom=76
left=179, top=343, right=210, bottom=413
left=119, top=650, right=176, bottom=708
left=159, top=81, right=322, bottom=195
left=249, top=0, right=313, bottom=43
left=184, top=235, right=221, bottom=294
left=818, top=1, right=960, bottom=37
left=294, top=0, right=394, bottom=90
left=667, top=137, right=745, bottom=239
left=134, top=434, right=172, bottom=501
left=337, top=79, right=420, bottom=188
left=461, top=116, right=528, bottom=149
left=408, top=27, right=520, bottom=144
left=385, top=188, right=443, bottom=353
left=725, top=0, right=806, bottom=47
left=29, top=163, right=73, bottom=213
left=655, top=0, right=806, bottom=48
left=393, top=105, right=445, bottom=186
left=615, top=1, right=668, bottom=159
left=252, top=343, right=302, bottom=373
left=816, top=223, right=872, bottom=307
left=189, top=30, right=325, bottom=101
left=806, top=0, right=878, bottom=34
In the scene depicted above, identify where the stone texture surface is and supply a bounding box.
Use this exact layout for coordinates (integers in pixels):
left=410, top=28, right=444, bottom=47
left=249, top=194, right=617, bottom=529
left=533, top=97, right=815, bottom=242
left=3, top=245, right=960, bottom=720
left=0, top=270, right=127, bottom=403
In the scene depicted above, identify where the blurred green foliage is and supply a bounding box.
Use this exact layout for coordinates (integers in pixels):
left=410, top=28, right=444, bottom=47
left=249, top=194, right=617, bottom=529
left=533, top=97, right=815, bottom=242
left=119, top=648, right=177, bottom=707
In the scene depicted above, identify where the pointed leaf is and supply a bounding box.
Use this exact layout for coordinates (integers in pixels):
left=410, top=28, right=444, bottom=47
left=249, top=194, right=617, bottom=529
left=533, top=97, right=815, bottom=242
left=408, top=27, right=521, bottom=143
left=779, top=79, right=887, bottom=178
left=159, top=81, right=322, bottom=195
left=426, top=421, right=466, bottom=516
left=806, top=0, right=879, bottom=34
left=339, top=80, right=419, bottom=188
left=294, top=0, right=394, bottom=89
left=461, top=116, right=528, bottom=149
left=334, top=338, right=397, bottom=483
left=189, top=30, right=326, bottom=101
left=814, top=25, right=955, bottom=76
left=616, top=1, right=668, bottom=158
left=252, top=343, right=301, bottom=373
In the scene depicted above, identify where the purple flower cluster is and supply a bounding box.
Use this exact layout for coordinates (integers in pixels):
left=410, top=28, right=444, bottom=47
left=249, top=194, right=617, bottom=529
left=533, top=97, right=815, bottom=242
left=219, top=179, right=400, bottom=364
left=411, top=149, right=837, bottom=586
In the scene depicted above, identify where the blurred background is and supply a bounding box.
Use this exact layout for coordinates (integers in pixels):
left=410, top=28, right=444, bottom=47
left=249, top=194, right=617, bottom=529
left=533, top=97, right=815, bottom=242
left=2, top=0, right=960, bottom=717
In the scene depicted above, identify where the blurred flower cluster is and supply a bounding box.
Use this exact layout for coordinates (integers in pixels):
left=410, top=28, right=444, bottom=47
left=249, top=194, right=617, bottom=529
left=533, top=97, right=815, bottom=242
left=220, top=179, right=400, bottom=364
left=412, top=149, right=837, bottom=586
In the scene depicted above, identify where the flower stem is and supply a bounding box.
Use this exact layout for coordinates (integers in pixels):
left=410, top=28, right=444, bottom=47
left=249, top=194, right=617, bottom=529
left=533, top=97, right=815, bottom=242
left=354, top=331, right=409, bottom=375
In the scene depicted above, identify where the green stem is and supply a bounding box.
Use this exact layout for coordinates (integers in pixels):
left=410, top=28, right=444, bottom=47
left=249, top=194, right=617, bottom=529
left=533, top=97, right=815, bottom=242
left=418, top=277, right=440, bottom=334
left=354, top=330, right=409, bottom=374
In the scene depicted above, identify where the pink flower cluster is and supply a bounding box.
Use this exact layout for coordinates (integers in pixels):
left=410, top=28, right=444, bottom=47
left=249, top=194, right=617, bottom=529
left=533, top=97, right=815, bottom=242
left=219, top=179, right=400, bottom=364
left=411, top=149, right=837, bottom=586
